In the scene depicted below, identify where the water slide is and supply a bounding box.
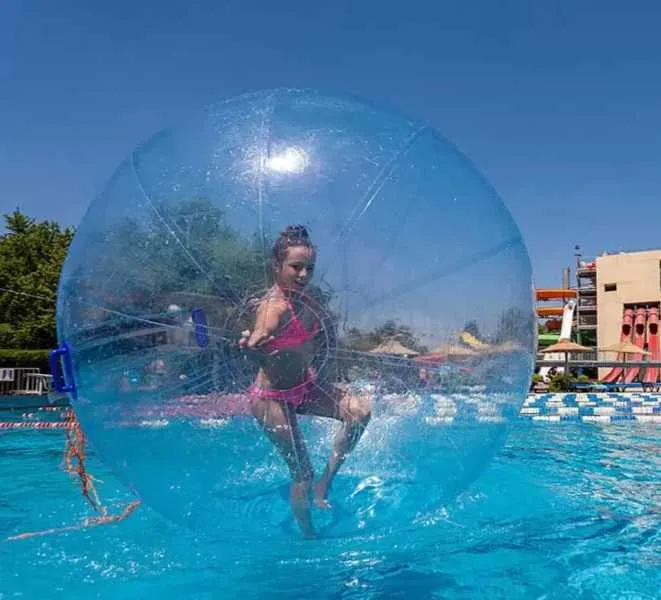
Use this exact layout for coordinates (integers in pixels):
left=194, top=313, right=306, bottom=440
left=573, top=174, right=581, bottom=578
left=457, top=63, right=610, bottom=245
left=622, top=307, right=647, bottom=384
left=601, top=308, right=634, bottom=383
left=535, top=289, right=577, bottom=301
left=536, top=288, right=576, bottom=322
left=539, top=299, right=576, bottom=381
left=642, top=307, right=659, bottom=386
left=537, top=306, right=564, bottom=317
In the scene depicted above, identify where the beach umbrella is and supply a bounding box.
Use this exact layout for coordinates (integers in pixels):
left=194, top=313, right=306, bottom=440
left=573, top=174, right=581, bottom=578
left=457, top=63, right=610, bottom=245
left=542, top=339, right=591, bottom=354
left=459, top=332, right=522, bottom=355
left=369, top=339, right=420, bottom=357
left=599, top=341, right=650, bottom=356
left=429, top=343, right=478, bottom=356
left=541, top=338, right=592, bottom=373
left=487, top=340, right=523, bottom=354
left=459, top=331, right=490, bottom=350
left=599, top=341, right=649, bottom=374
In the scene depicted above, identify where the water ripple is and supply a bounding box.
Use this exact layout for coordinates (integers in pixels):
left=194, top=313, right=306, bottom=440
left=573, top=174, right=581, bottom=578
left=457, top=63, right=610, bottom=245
left=0, top=423, right=658, bottom=599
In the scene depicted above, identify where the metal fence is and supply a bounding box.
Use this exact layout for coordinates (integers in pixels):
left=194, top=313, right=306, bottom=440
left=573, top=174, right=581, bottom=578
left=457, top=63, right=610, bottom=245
left=577, top=315, right=598, bottom=327
left=0, top=368, right=52, bottom=395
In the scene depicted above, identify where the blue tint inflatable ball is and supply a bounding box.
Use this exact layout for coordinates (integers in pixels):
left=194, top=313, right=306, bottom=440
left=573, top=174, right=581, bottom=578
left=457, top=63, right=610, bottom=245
left=56, top=88, right=534, bottom=540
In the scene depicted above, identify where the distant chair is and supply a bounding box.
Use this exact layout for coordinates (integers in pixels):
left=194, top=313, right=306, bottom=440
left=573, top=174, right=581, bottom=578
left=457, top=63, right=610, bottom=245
left=23, top=373, right=53, bottom=395
left=0, top=368, right=51, bottom=396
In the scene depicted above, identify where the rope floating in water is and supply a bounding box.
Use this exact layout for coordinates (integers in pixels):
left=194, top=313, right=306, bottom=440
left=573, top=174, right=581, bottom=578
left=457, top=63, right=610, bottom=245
left=0, top=421, right=71, bottom=429
left=3, top=409, right=141, bottom=542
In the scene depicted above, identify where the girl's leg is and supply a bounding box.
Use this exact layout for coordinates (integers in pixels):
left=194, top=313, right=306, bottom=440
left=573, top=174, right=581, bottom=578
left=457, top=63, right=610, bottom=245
left=251, top=397, right=317, bottom=538
left=297, top=384, right=371, bottom=508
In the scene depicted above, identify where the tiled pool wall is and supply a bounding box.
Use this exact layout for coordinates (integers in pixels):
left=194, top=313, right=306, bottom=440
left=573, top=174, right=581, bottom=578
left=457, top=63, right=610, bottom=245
left=521, top=392, right=661, bottom=423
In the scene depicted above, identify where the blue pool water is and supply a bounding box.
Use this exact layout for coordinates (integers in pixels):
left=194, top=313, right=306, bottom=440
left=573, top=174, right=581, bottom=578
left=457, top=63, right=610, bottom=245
left=0, top=412, right=659, bottom=599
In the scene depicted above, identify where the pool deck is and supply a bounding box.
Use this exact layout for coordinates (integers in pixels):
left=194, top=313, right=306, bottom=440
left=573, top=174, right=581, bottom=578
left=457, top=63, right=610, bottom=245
left=0, top=394, right=68, bottom=411
left=1, top=393, right=660, bottom=425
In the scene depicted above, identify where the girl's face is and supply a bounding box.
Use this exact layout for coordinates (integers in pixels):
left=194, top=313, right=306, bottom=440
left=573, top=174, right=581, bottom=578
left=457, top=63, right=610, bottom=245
left=275, top=245, right=316, bottom=291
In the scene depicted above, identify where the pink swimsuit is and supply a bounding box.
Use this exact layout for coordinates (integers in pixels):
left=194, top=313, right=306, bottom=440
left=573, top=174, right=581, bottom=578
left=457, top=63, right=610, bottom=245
left=248, top=297, right=320, bottom=408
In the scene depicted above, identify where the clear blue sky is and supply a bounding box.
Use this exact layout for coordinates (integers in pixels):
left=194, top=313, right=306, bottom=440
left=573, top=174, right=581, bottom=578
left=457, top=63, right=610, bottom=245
left=1, top=0, right=660, bottom=287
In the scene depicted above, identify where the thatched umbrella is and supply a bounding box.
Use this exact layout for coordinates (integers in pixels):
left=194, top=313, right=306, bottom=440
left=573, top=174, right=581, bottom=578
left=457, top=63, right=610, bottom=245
left=541, top=338, right=592, bottom=373
left=542, top=338, right=591, bottom=354
left=599, top=341, right=649, bottom=376
left=599, top=341, right=650, bottom=356
left=369, top=339, right=420, bottom=357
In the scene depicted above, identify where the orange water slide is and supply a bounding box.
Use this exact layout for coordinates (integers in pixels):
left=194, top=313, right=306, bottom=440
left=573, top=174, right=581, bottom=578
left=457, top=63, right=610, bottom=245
left=535, top=289, right=577, bottom=301
left=601, top=308, right=634, bottom=383
left=643, top=308, right=659, bottom=385
left=537, top=306, right=565, bottom=317
left=623, top=307, right=648, bottom=383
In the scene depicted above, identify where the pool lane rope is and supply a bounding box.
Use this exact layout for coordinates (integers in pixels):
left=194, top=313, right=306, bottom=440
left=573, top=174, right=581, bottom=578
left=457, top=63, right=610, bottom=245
left=0, top=421, right=70, bottom=429
left=3, top=409, right=141, bottom=542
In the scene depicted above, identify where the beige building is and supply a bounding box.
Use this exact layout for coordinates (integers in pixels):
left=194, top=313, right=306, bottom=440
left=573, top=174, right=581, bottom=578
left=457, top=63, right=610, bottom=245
left=586, top=249, right=661, bottom=378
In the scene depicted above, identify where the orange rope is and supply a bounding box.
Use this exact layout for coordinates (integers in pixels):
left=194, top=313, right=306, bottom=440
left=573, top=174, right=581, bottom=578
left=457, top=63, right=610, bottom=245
left=5, top=500, right=142, bottom=541
left=62, top=408, right=104, bottom=511
left=4, top=409, right=141, bottom=542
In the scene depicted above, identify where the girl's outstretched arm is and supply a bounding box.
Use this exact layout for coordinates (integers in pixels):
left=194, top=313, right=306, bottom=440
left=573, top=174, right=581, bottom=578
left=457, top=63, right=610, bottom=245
left=239, top=297, right=287, bottom=350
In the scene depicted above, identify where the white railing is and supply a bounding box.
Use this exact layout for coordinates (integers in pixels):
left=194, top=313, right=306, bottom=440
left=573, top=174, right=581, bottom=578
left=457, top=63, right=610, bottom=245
left=0, top=368, right=53, bottom=396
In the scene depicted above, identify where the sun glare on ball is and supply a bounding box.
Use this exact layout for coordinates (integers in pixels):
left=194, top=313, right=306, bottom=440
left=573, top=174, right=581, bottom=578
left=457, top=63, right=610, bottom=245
left=264, top=146, right=309, bottom=174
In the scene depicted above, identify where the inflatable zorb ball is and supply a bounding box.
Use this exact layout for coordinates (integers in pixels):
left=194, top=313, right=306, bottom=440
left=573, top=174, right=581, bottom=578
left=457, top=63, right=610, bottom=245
left=53, top=89, right=534, bottom=540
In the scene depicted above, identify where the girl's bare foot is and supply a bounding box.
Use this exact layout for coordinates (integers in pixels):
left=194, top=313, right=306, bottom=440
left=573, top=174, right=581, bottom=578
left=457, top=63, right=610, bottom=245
left=290, top=481, right=317, bottom=537
left=302, top=529, right=321, bottom=540
left=313, top=479, right=332, bottom=509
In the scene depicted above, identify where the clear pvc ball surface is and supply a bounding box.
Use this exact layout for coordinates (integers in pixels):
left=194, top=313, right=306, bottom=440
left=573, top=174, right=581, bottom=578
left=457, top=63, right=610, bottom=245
left=57, top=88, right=534, bottom=539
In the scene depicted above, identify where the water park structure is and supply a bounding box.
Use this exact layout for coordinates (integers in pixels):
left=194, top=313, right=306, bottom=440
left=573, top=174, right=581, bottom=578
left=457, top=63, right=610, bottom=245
left=592, top=249, right=661, bottom=384
left=535, top=289, right=577, bottom=380
left=535, top=248, right=661, bottom=388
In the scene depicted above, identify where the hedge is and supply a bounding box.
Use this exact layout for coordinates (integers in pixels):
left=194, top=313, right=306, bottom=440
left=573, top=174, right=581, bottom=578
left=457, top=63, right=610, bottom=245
left=0, top=349, right=51, bottom=370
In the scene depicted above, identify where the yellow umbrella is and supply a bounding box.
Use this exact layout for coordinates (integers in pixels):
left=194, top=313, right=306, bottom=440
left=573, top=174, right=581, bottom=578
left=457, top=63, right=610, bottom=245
left=459, top=332, right=522, bottom=355
left=487, top=340, right=523, bottom=354
left=415, top=343, right=478, bottom=365
left=429, top=343, right=478, bottom=357
left=459, top=331, right=490, bottom=350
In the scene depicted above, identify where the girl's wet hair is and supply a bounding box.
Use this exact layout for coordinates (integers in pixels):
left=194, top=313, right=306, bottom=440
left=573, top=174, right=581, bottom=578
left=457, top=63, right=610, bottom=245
left=272, top=225, right=313, bottom=263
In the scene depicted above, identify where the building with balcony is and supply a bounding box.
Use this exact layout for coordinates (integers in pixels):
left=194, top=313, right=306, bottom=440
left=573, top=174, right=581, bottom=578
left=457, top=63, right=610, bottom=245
left=577, top=249, right=661, bottom=380
left=596, top=250, right=661, bottom=341
left=575, top=259, right=597, bottom=345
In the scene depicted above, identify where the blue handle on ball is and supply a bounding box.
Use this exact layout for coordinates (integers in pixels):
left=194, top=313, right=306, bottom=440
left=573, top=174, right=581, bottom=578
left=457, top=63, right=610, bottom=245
left=48, top=342, right=78, bottom=399
left=191, top=308, right=209, bottom=348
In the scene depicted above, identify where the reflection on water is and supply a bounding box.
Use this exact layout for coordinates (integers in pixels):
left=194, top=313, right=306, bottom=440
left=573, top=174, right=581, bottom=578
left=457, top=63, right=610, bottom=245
left=0, top=423, right=659, bottom=599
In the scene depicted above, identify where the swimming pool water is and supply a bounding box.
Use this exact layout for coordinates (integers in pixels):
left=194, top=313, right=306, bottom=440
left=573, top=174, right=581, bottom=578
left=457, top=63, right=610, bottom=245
left=1, top=420, right=659, bottom=599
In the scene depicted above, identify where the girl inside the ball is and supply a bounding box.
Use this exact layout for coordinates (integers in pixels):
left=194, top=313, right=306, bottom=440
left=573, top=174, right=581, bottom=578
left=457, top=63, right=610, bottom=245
left=239, top=225, right=371, bottom=539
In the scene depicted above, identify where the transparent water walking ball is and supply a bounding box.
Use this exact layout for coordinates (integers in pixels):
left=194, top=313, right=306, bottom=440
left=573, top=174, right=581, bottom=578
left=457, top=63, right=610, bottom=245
left=53, top=88, right=534, bottom=539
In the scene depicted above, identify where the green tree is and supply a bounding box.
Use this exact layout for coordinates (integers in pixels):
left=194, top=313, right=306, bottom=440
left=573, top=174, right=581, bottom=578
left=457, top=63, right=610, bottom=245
left=491, top=306, right=535, bottom=348
left=463, top=319, right=481, bottom=338
left=0, top=209, right=74, bottom=349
